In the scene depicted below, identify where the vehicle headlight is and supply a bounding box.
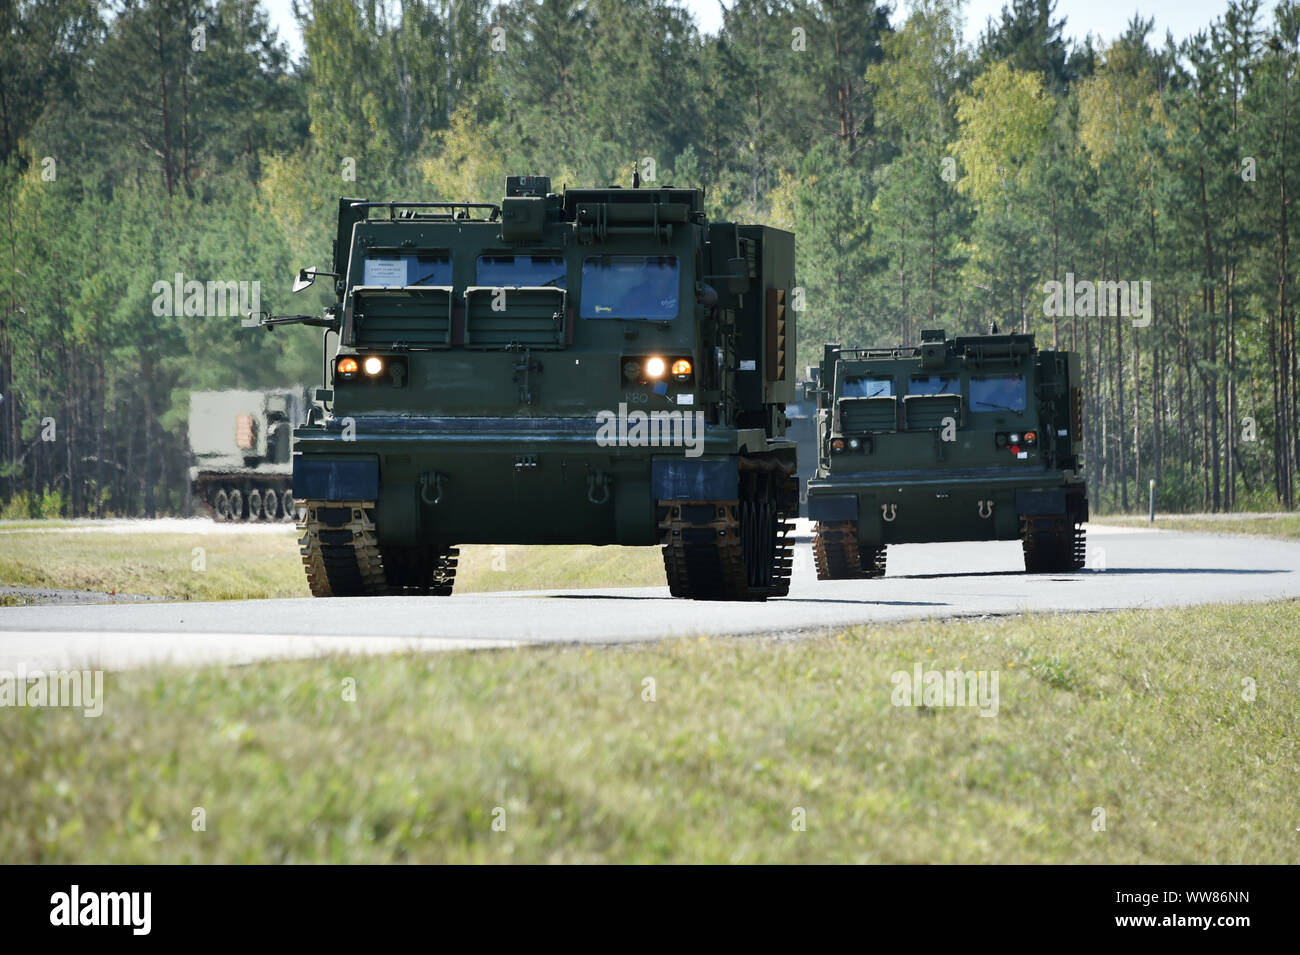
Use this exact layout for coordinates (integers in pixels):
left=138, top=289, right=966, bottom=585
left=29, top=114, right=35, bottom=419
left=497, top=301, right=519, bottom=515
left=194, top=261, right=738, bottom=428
left=644, top=356, right=667, bottom=379
left=363, top=356, right=384, bottom=376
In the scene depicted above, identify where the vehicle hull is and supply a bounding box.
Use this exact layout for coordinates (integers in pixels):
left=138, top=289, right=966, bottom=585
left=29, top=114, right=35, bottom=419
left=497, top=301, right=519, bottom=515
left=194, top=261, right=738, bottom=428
left=294, top=418, right=790, bottom=547
left=807, top=467, right=1086, bottom=546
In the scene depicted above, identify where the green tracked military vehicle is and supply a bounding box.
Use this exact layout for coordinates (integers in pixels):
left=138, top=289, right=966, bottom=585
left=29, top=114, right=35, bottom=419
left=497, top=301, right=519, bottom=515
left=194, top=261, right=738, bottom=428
left=806, top=329, right=1087, bottom=578
left=261, top=176, right=799, bottom=600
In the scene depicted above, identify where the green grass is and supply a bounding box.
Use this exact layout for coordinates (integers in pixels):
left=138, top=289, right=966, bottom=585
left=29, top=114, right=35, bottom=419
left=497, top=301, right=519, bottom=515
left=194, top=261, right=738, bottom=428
left=3, top=600, right=1296, bottom=863
left=456, top=542, right=665, bottom=592
left=0, top=529, right=665, bottom=601
left=0, top=531, right=306, bottom=601
left=1097, top=513, right=1300, bottom=540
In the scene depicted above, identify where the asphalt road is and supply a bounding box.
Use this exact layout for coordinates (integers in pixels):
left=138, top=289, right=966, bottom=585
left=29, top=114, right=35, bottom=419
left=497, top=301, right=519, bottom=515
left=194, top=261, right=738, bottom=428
left=2, top=523, right=1298, bottom=671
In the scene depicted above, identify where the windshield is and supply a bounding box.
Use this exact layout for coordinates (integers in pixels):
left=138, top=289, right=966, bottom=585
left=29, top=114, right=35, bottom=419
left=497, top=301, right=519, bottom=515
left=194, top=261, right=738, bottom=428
left=970, top=374, right=1026, bottom=412
left=476, top=254, right=565, bottom=288
left=580, top=255, right=679, bottom=320
left=842, top=377, right=894, bottom=398
left=909, top=375, right=958, bottom=395
left=361, top=253, right=452, bottom=287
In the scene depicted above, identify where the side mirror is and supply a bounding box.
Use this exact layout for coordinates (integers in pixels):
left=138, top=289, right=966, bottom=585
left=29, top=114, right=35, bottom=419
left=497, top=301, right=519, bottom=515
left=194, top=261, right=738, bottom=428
left=292, top=268, right=316, bottom=293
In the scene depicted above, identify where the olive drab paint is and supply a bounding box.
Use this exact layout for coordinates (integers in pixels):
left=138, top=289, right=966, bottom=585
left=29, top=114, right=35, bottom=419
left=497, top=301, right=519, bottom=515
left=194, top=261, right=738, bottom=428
left=285, top=177, right=800, bottom=600
left=807, top=330, right=1089, bottom=578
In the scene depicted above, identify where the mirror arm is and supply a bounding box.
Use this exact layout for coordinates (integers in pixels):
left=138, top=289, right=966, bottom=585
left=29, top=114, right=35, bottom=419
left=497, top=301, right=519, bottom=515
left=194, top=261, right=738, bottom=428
left=250, top=310, right=339, bottom=330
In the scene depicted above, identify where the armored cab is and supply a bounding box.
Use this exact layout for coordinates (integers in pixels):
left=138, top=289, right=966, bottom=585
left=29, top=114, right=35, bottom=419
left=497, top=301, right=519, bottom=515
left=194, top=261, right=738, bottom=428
left=189, top=389, right=305, bottom=521
left=806, top=330, right=1087, bottom=577
left=277, top=176, right=798, bottom=599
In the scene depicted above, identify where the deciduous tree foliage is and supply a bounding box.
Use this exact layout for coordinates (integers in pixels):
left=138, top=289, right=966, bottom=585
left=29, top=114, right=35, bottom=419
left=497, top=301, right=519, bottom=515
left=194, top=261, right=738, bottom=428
left=0, top=0, right=1296, bottom=515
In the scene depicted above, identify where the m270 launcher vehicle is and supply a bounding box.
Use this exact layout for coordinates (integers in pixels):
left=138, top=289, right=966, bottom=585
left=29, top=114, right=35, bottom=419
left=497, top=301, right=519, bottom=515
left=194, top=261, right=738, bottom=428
left=261, top=176, right=799, bottom=600
left=806, top=330, right=1088, bottom=578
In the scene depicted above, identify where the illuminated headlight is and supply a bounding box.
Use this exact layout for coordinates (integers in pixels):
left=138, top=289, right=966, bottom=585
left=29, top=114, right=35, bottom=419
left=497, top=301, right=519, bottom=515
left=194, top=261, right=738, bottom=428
left=1009, top=433, right=1021, bottom=444
left=644, top=356, right=667, bottom=379
left=848, top=438, right=860, bottom=450
left=363, top=356, right=384, bottom=376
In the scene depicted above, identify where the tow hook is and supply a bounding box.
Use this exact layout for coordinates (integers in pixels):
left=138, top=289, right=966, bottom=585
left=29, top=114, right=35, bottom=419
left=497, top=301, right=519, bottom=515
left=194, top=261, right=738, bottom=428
left=587, top=470, right=611, bottom=505
left=419, top=471, right=447, bottom=505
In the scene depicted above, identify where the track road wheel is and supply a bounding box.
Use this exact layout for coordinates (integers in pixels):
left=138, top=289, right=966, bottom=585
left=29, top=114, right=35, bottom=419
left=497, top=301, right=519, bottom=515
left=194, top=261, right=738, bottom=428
left=659, top=459, right=797, bottom=601
left=297, top=501, right=459, bottom=597
left=431, top=547, right=458, bottom=596
left=227, top=487, right=244, bottom=522
left=262, top=488, right=279, bottom=521
left=298, top=501, right=386, bottom=597
left=212, top=489, right=231, bottom=522
left=281, top=491, right=296, bottom=522
left=812, top=521, right=886, bottom=579
left=1020, top=514, right=1086, bottom=573
left=379, top=544, right=460, bottom=595
left=247, top=488, right=263, bottom=521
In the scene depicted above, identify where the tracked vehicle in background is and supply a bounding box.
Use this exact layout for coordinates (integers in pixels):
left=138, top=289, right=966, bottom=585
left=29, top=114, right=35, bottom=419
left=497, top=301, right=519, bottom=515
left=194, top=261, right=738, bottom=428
left=189, top=389, right=306, bottom=521
left=806, top=330, right=1087, bottom=578
left=263, top=176, right=799, bottom=599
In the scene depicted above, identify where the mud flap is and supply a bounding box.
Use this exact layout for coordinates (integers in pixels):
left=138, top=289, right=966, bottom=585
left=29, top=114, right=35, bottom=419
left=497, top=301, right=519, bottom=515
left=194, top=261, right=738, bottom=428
left=293, top=456, right=379, bottom=501
left=651, top=457, right=738, bottom=501
left=1015, top=487, right=1066, bottom=516
left=807, top=494, right=858, bottom=522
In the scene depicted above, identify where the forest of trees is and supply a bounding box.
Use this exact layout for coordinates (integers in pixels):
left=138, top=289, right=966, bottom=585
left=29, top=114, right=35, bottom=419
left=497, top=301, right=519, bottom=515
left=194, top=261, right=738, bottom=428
left=1, top=0, right=1298, bottom=516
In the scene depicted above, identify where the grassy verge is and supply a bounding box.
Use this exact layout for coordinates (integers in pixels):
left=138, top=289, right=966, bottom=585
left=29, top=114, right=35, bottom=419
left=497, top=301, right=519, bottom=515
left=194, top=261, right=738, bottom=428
left=0, top=529, right=665, bottom=601
left=0, top=531, right=305, bottom=601
left=2, top=600, right=1296, bottom=863
left=1097, top=513, right=1300, bottom=540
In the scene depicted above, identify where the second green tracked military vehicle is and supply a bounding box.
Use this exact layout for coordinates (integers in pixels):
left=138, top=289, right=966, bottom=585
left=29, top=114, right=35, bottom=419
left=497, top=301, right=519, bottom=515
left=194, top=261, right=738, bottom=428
left=806, top=329, right=1087, bottom=578
left=260, top=175, right=799, bottom=600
